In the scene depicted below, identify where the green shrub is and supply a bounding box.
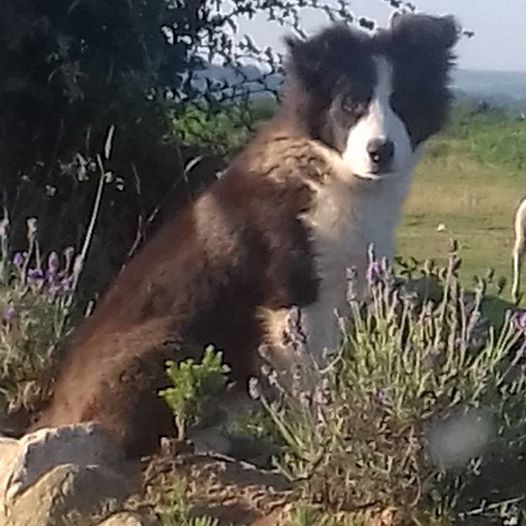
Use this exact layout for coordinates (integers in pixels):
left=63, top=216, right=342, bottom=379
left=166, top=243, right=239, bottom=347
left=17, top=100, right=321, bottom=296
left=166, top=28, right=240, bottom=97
left=138, top=475, right=221, bottom=526
left=0, top=135, right=114, bottom=417
left=0, top=218, right=77, bottom=413
left=159, top=346, right=230, bottom=441
left=154, top=479, right=220, bottom=526
left=286, top=503, right=365, bottom=526
left=171, top=97, right=277, bottom=155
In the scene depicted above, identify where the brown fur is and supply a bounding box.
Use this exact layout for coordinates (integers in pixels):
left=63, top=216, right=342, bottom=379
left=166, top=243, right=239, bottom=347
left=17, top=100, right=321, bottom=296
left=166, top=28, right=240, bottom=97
left=30, top=128, right=330, bottom=457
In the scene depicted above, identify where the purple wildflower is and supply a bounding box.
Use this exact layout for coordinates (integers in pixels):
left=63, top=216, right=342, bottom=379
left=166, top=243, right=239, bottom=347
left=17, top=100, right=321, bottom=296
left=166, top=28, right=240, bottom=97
left=367, top=260, right=382, bottom=284
left=44, top=253, right=61, bottom=290
left=283, top=307, right=307, bottom=352
left=2, top=304, right=16, bottom=322
left=27, top=268, right=45, bottom=285
left=47, top=275, right=73, bottom=296
left=512, top=310, right=526, bottom=332
left=12, top=252, right=25, bottom=269
left=46, top=272, right=57, bottom=287
left=59, top=276, right=74, bottom=292
left=375, top=388, right=387, bottom=404
left=47, top=252, right=60, bottom=274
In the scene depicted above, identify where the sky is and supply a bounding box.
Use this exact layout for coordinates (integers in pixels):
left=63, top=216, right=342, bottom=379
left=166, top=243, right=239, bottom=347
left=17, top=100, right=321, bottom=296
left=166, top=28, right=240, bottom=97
left=236, top=0, right=526, bottom=72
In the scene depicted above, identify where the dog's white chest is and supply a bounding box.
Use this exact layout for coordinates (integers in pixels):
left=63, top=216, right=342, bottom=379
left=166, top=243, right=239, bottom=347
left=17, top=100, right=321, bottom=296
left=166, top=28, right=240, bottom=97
left=300, top=176, right=406, bottom=358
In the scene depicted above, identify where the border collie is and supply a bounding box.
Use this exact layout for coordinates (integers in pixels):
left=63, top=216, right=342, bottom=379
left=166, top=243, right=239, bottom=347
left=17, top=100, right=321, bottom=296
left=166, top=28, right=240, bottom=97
left=30, top=13, right=460, bottom=457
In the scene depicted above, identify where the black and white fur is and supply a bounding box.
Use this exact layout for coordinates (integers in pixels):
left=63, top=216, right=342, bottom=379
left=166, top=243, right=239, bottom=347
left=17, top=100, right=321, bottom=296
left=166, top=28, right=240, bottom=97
left=267, top=13, right=460, bottom=363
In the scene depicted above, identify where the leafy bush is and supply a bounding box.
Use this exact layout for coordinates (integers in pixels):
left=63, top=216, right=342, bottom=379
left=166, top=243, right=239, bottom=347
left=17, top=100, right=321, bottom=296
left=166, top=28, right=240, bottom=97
left=159, top=346, right=230, bottom=441
left=0, top=0, right=360, bottom=293
left=137, top=474, right=221, bottom=526
left=0, top=133, right=116, bottom=419
left=0, top=218, right=77, bottom=414
left=172, top=106, right=253, bottom=156
left=171, top=98, right=277, bottom=156
left=253, top=246, right=526, bottom=525
left=0, top=0, right=203, bottom=178
left=171, top=98, right=277, bottom=154
left=286, top=504, right=365, bottom=526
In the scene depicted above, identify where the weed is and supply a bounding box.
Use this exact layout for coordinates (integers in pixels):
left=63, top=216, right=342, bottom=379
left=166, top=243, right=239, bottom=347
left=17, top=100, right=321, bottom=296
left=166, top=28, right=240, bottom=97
left=142, top=476, right=221, bottom=526
left=159, top=346, right=230, bottom=441
left=0, top=225, right=77, bottom=413
left=0, top=128, right=114, bottom=416
left=287, top=503, right=365, bottom=525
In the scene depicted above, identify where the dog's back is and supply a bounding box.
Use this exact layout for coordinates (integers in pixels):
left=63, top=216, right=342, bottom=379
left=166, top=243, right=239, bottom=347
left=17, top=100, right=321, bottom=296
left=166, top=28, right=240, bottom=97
left=31, top=133, right=323, bottom=455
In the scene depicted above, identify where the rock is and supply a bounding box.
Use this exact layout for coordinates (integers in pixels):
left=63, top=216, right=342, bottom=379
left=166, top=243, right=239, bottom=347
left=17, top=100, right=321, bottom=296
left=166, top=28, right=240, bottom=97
left=0, top=422, right=127, bottom=503
left=5, top=463, right=133, bottom=526
left=0, top=408, right=31, bottom=437
left=95, top=511, right=158, bottom=526
left=0, top=435, right=19, bottom=465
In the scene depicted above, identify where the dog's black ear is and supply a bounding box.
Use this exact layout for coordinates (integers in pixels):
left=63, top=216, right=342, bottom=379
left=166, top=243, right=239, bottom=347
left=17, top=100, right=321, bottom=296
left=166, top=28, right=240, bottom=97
left=284, top=24, right=364, bottom=89
left=389, top=11, right=403, bottom=31
left=391, top=13, right=461, bottom=50
left=283, top=30, right=331, bottom=86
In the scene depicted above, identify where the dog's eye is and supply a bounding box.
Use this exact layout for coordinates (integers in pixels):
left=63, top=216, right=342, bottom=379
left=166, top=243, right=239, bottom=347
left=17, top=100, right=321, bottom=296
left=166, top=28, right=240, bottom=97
left=341, top=93, right=369, bottom=115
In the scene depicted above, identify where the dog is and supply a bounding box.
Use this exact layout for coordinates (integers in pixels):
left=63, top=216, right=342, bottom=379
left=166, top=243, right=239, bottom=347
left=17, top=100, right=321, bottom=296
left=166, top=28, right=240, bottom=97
left=29, top=13, right=460, bottom=457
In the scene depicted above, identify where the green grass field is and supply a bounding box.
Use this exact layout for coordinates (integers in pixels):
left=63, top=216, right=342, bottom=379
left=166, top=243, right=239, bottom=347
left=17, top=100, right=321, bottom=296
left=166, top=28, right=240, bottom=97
left=398, top=108, right=526, bottom=305
left=182, top=102, right=526, bottom=313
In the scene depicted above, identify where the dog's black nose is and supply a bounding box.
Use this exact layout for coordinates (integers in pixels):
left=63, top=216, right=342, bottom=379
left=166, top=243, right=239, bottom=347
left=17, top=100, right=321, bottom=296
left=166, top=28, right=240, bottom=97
left=367, top=138, right=394, bottom=167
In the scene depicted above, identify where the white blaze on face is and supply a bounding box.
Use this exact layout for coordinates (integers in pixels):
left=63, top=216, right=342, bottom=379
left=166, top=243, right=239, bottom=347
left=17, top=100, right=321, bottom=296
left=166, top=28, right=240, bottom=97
left=343, top=55, right=413, bottom=180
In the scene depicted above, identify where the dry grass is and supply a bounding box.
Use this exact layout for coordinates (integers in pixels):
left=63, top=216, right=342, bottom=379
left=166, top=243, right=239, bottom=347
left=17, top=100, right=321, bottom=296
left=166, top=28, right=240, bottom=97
left=398, top=139, right=524, bottom=297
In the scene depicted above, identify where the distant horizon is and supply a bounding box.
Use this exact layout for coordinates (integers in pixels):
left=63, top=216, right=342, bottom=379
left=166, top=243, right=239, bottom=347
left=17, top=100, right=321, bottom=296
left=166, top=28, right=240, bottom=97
left=198, top=62, right=526, bottom=110
left=203, top=62, right=526, bottom=77
left=456, top=67, right=526, bottom=75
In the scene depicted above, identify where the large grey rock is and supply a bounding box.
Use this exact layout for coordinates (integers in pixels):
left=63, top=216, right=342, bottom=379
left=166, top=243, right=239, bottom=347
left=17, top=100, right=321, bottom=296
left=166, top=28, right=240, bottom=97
left=5, top=463, right=133, bottom=526
left=0, top=422, right=126, bottom=503
left=0, top=435, right=19, bottom=465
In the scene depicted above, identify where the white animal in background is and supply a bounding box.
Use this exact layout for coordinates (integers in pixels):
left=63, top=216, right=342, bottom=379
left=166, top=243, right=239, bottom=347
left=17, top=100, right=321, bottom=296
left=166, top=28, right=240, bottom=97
left=512, top=196, right=526, bottom=302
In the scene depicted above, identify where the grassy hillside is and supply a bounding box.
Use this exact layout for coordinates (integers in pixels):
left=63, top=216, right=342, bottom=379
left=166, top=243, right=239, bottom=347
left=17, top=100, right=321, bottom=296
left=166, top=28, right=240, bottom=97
left=175, top=101, right=526, bottom=300
left=399, top=107, right=526, bottom=299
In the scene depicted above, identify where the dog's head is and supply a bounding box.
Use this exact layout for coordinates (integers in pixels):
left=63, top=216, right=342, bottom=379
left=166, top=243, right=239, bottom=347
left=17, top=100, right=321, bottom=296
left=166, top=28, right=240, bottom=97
left=285, top=13, right=460, bottom=181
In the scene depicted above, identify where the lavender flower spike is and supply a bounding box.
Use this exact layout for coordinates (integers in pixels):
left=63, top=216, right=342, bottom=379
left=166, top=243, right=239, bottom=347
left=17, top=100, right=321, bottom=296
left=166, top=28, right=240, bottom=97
left=512, top=310, right=526, bottom=332
left=366, top=260, right=382, bottom=284
left=12, top=252, right=25, bottom=269
left=375, top=388, right=387, bottom=404
left=2, top=304, right=16, bottom=322
left=27, top=268, right=45, bottom=285
left=47, top=251, right=60, bottom=273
